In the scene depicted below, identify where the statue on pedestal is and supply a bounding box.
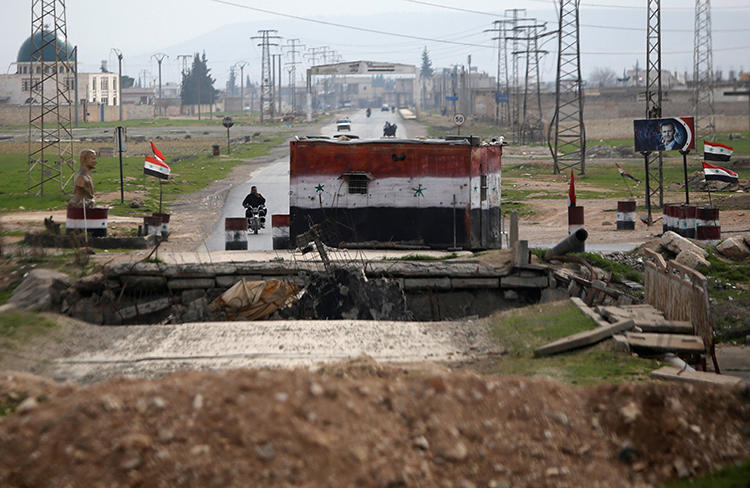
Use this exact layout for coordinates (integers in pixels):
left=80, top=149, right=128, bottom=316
left=69, top=149, right=97, bottom=208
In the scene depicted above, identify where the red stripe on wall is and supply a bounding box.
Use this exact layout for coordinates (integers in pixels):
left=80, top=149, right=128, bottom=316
left=271, top=214, right=290, bottom=227
left=66, top=206, right=109, bottom=219
left=291, top=140, right=501, bottom=178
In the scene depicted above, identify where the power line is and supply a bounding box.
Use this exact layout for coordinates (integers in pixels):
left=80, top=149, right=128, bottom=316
left=403, top=0, right=748, bottom=31
left=209, top=0, right=494, bottom=48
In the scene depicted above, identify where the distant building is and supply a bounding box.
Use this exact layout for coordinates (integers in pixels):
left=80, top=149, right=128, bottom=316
left=0, top=30, right=119, bottom=107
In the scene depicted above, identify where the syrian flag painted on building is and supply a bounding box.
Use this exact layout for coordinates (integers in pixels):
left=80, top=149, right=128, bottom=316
left=567, top=170, right=576, bottom=207
left=616, top=163, right=640, bottom=183
left=144, top=142, right=170, bottom=179
left=704, top=141, right=733, bottom=162
left=702, top=161, right=738, bottom=184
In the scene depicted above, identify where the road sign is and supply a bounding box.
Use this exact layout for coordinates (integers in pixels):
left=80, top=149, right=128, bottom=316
left=495, top=92, right=509, bottom=103
left=222, top=116, right=234, bottom=128
left=445, top=96, right=458, bottom=101
left=453, top=113, right=466, bottom=127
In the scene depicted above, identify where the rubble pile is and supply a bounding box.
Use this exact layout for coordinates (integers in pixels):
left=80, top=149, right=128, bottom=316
left=281, top=266, right=412, bottom=321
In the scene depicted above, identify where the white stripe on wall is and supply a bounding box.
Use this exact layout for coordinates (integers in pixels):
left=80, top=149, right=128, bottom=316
left=65, top=219, right=108, bottom=229
left=291, top=175, right=501, bottom=210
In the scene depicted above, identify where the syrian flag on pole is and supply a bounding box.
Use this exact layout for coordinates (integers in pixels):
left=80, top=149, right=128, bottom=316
left=150, top=141, right=166, bottom=163
left=704, top=141, right=733, bottom=162
left=567, top=170, right=576, bottom=207
left=616, top=163, right=640, bottom=183
left=144, top=141, right=170, bottom=179
left=702, top=161, right=738, bottom=184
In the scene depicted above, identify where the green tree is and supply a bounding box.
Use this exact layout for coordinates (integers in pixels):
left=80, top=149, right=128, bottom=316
left=420, top=47, right=434, bottom=78
left=227, top=66, right=237, bottom=96
left=180, top=52, right=217, bottom=105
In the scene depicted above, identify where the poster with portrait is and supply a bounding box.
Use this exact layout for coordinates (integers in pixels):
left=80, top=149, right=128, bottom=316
left=633, top=117, right=695, bottom=153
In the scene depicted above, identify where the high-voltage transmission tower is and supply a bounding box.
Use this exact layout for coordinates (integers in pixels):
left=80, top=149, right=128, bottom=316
left=549, top=0, right=586, bottom=175
left=643, top=0, right=664, bottom=218
left=505, top=9, right=526, bottom=142
left=252, top=30, right=281, bottom=123
left=486, top=20, right=511, bottom=126
left=27, top=0, right=76, bottom=196
left=286, top=39, right=304, bottom=114
left=515, top=21, right=548, bottom=145
left=693, top=0, right=715, bottom=140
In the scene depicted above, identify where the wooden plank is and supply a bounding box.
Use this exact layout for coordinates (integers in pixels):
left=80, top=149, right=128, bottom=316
left=534, top=319, right=634, bottom=357
left=667, top=260, right=707, bottom=286
left=570, top=297, right=610, bottom=328
left=643, top=248, right=667, bottom=269
left=650, top=366, right=744, bottom=386
left=625, top=332, right=705, bottom=353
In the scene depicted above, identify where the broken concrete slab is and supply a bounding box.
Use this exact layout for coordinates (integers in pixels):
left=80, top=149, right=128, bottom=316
left=597, top=306, right=694, bottom=334
left=674, top=250, right=710, bottom=270
left=625, top=332, right=705, bottom=354
left=403, top=277, right=451, bottom=290
left=8, top=269, right=70, bottom=311
left=716, top=237, right=750, bottom=261
left=118, top=298, right=172, bottom=320
left=500, top=275, right=548, bottom=288
left=450, top=278, right=500, bottom=289
left=534, top=319, right=634, bottom=357
left=650, top=366, right=745, bottom=386
left=167, top=278, right=216, bottom=290
left=660, top=231, right=708, bottom=257
left=570, top=297, right=611, bottom=328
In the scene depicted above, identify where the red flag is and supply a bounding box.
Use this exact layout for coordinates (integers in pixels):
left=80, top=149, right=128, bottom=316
left=150, top=141, right=166, bottom=162
left=567, top=170, right=576, bottom=207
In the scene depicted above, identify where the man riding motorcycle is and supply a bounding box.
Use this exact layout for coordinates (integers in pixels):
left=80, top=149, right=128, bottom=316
left=242, top=185, right=267, bottom=229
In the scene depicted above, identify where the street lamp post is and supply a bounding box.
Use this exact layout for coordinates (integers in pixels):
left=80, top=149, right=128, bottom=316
left=152, top=53, right=168, bottom=116
left=112, top=48, right=123, bottom=121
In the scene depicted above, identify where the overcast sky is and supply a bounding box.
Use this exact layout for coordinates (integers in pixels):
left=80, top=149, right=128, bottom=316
left=2, top=0, right=749, bottom=88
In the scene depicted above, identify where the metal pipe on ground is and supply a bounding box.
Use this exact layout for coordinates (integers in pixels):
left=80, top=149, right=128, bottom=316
left=545, top=228, right=588, bottom=260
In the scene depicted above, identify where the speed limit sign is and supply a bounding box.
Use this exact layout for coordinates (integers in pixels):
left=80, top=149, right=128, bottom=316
left=453, top=113, right=466, bottom=126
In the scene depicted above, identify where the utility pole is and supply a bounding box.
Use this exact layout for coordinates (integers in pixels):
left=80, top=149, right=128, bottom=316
left=486, top=20, right=511, bottom=126
left=305, top=46, right=328, bottom=110
left=643, top=0, right=664, bottom=220
left=693, top=0, right=716, bottom=140
left=278, top=50, right=283, bottom=114
left=152, top=53, right=167, bottom=117
left=505, top=8, right=527, bottom=142
left=510, top=21, right=548, bottom=144
left=176, top=54, right=191, bottom=115
left=252, top=30, right=281, bottom=122
left=234, top=62, right=248, bottom=114
left=112, top=48, right=123, bottom=121
left=549, top=0, right=586, bottom=175
left=286, top=39, right=304, bottom=113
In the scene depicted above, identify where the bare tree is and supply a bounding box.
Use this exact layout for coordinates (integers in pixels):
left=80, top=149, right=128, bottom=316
left=589, top=67, right=617, bottom=88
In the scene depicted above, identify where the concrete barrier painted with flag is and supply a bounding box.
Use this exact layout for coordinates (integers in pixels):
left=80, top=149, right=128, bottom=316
left=567, top=170, right=584, bottom=252
left=272, top=214, right=290, bottom=250
left=66, top=206, right=108, bottom=237
left=225, top=217, right=248, bottom=250
left=616, top=201, right=636, bottom=230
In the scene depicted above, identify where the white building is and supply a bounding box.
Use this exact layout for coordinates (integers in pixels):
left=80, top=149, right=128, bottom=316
left=0, top=30, right=119, bottom=107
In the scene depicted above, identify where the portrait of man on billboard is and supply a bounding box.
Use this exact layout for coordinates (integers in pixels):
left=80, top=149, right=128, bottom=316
left=633, top=117, right=695, bottom=153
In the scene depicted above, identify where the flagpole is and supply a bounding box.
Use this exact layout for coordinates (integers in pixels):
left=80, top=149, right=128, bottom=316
left=680, top=149, right=690, bottom=205
left=159, top=180, right=163, bottom=214
left=641, top=151, right=652, bottom=225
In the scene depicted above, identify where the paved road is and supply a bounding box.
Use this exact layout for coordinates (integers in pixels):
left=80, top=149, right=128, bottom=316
left=51, top=319, right=502, bottom=381
left=205, top=110, right=410, bottom=251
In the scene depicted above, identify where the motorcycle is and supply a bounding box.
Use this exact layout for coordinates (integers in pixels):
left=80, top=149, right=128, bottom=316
left=383, top=121, right=397, bottom=137
left=365, top=107, right=371, bottom=118
left=244, top=204, right=266, bottom=234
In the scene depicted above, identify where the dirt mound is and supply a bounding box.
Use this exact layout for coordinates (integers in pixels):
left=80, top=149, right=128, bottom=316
left=1, top=363, right=748, bottom=487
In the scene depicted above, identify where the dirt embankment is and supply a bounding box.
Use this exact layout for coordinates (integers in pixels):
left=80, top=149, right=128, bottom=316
left=0, top=362, right=748, bottom=487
